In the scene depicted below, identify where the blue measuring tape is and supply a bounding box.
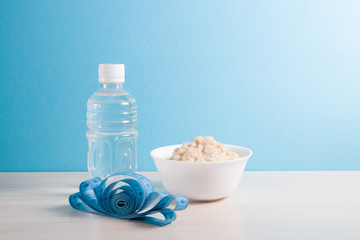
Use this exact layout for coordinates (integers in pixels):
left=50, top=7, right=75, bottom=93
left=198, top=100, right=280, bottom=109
left=69, top=172, right=188, bottom=226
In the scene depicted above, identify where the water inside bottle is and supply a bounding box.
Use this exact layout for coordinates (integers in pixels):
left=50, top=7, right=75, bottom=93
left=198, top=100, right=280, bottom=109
left=87, top=83, right=137, bottom=178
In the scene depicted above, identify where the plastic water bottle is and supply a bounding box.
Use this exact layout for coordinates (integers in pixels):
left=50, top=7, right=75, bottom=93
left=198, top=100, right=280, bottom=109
left=86, top=64, right=137, bottom=178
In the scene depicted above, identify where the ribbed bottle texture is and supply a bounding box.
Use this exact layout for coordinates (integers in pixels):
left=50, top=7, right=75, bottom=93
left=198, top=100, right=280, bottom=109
left=86, top=83, right=137, bottom=178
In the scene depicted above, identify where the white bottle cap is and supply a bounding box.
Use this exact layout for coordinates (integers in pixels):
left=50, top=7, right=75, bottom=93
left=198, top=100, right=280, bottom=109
left=98, top=64, right=125, bottom=83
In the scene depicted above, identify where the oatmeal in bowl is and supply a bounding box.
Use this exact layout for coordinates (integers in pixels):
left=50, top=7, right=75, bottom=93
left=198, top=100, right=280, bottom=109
left=170, top=136, right=239, bottom=162
left=151, top=137, right=253, bottom=201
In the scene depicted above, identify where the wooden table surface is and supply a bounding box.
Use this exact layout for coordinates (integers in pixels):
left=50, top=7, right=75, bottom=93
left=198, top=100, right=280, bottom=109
left=0, top=171, right=359, bottom=240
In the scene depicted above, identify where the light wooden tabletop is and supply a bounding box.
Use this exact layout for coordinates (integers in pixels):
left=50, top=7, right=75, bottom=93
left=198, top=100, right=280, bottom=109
left=0, top=171, right=359, bottom=240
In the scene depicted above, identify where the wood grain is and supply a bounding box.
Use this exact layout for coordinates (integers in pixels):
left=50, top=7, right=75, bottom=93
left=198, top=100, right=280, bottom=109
left=0, top=171, right=359, bottom=240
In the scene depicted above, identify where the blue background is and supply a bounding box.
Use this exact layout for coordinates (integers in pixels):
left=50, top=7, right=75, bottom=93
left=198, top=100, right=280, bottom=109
left=1, top=0, right=359, bottom=172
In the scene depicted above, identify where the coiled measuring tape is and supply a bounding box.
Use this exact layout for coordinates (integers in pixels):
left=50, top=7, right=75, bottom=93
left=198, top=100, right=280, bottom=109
left=69, top=172, right=188, bottom=226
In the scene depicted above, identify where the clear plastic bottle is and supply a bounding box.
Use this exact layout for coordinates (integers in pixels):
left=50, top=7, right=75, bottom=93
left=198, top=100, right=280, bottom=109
left=86, top=64, right=137, bottom=178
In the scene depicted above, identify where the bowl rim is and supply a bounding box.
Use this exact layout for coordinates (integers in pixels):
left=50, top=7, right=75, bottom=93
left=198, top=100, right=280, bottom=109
left=150, top=144, right=253, bottom=165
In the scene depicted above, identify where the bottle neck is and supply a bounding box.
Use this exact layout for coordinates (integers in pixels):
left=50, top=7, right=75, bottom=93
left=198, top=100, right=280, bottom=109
left=100, top=83, right=124, bottom=89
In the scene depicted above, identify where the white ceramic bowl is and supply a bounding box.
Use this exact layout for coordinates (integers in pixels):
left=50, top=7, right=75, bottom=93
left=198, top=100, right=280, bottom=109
left=151, top=144, right=253, bottom=201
